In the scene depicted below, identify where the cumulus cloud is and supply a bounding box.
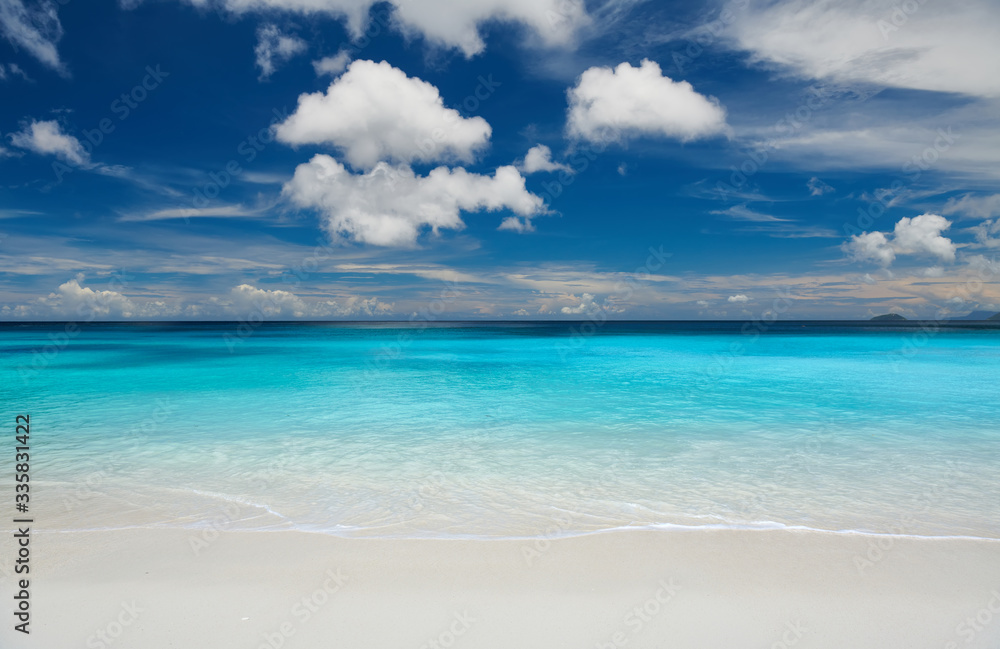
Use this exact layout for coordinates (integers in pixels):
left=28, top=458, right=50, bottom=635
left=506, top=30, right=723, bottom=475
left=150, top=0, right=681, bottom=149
left=11, top=277, right=392, bottom=320
left=217, top=285, right=393, bottom=318
left=844, top=231, right=896, bottom=266
left=312, top=49, right=351, bottom=77
left=559, top=293, right=625, bottom=315
left=28, top=274, right=174, bottom=319
left=807, top=176, right=834, bottom=196
left=283, top=154, right=545, bottom=246
left=561, top=293, right=599, bottom=314
left=275, top=59, right=491, bottom=169
left=727, top=294, right=749, bottom=303
left=519, top=144, right=572, bottom=175
left=892, top=214, right=956, bottom=262
left=254, top=23, right=307, bottom=80
left=0, top=0, right=66, bottom=74
left=166, top=0, right=589, bottom=57
left=224, top=283, right=308, bottom=317
left=844, top=213, right=956, bottom=266
left=726, top=0, right=1000, bottom=98
left=8, top=119, right=89, bottom=166
left=566, top=59, right=728, bottom=144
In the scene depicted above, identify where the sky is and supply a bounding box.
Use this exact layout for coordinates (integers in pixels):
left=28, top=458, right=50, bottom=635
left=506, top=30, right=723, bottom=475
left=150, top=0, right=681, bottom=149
left=1, top=0, right=999, bottom=321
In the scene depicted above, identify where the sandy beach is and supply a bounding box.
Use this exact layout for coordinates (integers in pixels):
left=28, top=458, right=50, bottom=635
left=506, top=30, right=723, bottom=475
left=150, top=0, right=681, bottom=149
left=3, top=527, right=999, bottom=648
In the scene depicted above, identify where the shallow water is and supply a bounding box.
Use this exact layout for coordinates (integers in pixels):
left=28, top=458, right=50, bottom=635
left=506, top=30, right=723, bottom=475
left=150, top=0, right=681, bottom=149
left=3, top=321, right=999, bottom=539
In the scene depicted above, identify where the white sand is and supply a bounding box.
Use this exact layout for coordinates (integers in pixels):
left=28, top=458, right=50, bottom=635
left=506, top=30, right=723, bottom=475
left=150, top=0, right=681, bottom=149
left=3, top=528, right=1000, bottom=648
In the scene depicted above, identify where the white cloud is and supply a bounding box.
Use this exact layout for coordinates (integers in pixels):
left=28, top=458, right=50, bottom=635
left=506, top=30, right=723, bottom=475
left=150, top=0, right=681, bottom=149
left=727, top=294, right=749, bottom=303
left=561, top=292, right=599, bottom=314
left=275, top=59, right=491, bottom=169
left=969, top=219, right=1000, bottom=249
left=172, top=0, right=589, bottom=57
left=283, top=154, right=545, bottom=247
left=30, top=274, right=174, bottom=318
left=12, top=276, right=392, bottom=320
left=943, top=193, right=1000, bottom=219
left=696, top=299, right=709, bottom=307
left=892, top=213, right=956, bottom=262
left=0, top=61, right=29, bottom=81
left=8, top=119, right=89, bottom=166
left=566, top=59, right=728, bottom=144
left=726, top=0, right=1000, bottom=98
left=844, top=213, right=956, bottom=266
left=219, top=285, right=393, bottom=318
left=254, top=23, right=307, bottom=80
left=711, top=204, right=790, bottom=223
left=312, top=49, right=351, bottom=77
left=497, top=216, right=535, bottom=233
left=119, top=204, right=259, bottom=222
left=224, top=283, right=308, bottom=317
left=519, top=144, right=572, bottom=174
left=0, top=0, right=65, bottom=74
left=807, top=176, right=834, bottom=196
left=844, top=231, right=896, bottom=266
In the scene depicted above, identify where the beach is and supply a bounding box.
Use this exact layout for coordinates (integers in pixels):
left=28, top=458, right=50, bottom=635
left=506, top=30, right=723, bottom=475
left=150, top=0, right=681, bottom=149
left=3, top=323, right=1000, bottom=647
left=4, top=527, right=999, bottom=648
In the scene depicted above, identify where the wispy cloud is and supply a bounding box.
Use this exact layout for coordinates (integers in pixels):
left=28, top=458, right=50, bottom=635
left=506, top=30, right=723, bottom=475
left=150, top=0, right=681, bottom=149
left=118, top=204, right=262, bottom=222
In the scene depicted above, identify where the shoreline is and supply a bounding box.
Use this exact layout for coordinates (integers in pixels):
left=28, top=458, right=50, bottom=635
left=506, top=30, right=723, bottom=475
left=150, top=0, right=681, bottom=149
left=29, top=522, right=1000, bottom=543
left=5, top=527, right=1000, bottom=648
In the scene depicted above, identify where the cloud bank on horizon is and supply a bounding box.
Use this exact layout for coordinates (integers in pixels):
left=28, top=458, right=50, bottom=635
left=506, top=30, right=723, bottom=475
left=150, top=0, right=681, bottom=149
left=1, top=0, right=999, bottom=320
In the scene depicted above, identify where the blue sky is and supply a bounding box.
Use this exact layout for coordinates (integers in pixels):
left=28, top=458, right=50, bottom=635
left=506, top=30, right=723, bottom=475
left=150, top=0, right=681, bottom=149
left=1, top=0, right=998, bottom=320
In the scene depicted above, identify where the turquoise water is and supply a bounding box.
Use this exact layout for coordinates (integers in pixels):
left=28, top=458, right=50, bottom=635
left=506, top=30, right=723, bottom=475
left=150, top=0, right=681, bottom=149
left=2, top=322, right=999, bottom=539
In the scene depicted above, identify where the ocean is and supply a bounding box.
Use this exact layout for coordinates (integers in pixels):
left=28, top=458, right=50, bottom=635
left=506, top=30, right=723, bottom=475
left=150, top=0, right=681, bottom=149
left=3, top=321, right=999, bottom=540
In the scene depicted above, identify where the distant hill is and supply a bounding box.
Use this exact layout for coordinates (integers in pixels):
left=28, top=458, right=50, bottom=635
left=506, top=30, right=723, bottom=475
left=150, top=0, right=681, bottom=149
left=870, top=313, right=907, bottom=321
left=949, top=310, right=1000, bottom=321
